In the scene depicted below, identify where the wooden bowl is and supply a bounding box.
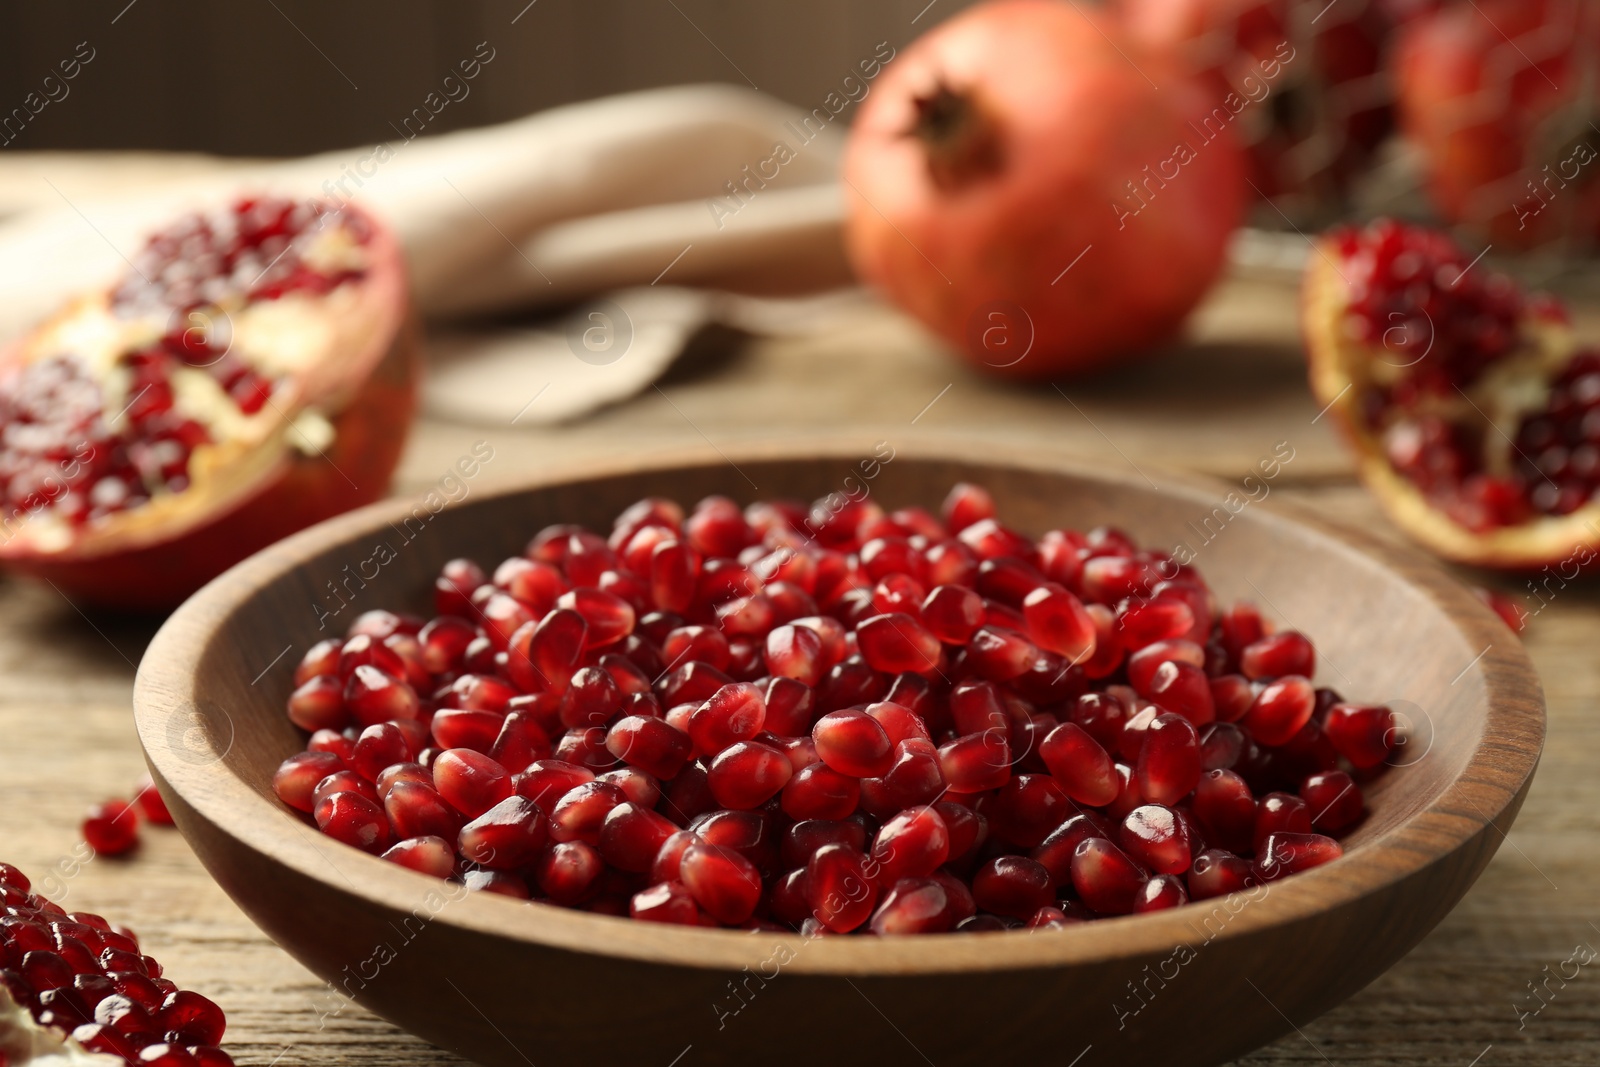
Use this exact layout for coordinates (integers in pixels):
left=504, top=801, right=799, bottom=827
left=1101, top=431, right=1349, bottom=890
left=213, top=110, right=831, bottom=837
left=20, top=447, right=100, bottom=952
left=132, top=443, right=1544, bottom=1067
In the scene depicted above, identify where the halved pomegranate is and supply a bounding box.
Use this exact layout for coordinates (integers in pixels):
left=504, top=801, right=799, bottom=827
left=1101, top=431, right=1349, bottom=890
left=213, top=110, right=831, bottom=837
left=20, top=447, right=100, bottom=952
left=1303, top=218, right=1596, bottom=568
left=0, top=195, right=417, bottom=609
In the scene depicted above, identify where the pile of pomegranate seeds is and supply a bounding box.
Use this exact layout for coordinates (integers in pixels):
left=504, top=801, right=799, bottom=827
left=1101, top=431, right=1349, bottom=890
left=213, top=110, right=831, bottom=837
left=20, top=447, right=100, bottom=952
left=0, top=196, right=369, bottom=529
left=1329, top=218, right=1588, bottom=529
left=276, top=485, right=1396, bottom=934
left=0, top=862, right=231, bottom=1065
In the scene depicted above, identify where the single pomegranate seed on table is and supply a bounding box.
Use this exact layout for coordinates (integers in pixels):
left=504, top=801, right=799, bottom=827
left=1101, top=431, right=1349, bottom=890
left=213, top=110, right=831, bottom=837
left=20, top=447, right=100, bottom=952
left=83, top=800, right=140, bottom=856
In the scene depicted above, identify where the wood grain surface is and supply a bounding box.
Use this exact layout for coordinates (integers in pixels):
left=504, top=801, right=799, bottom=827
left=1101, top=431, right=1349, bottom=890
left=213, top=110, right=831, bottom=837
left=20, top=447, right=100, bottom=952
left=3, top=270, right=1597, bottom=1066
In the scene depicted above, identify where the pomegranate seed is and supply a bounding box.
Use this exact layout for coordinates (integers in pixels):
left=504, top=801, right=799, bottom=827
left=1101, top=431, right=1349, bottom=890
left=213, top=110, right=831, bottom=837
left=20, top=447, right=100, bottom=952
left=1070, top=837, right=1147, bottom=915
left=651, top=829, right=700, bottom=884
left=1021, top=583, right=1096, bottom=660
left=781, top=763, right=861, bottom=820
left=1136, top=713, right=1200, bottom=805
left=312, top=769, right=377, bottom=809
left=812, top=709, right=894, bottom=778
left=920, top=583, right=984, bottom=645
left=761, top=675, right=816, bottom=736
left=516, top=608, right=588, bottom=694
left=1301, top=770, right=1364, bottom=831
left=855, top=612, right=942, bottom=674
left=1118, top=804, right=1192, bottom=874
left=314, top=791, right=392, bottom=853
left=1116, top=596, right=1194, bottom=650
left=1070, top=690, right=1130, bottom=750
left=1145, top=661, right=1216, bottom=724
left=537, top=841, right=604, bottom=905
left=436, top=558, right=488, bottom=616
left=548, top=781, right=626, bottom=845
left=1133, top=874, right=1188, bottom=913
left=1039, top=722, right=1118, bottom=806
left=604, top=715, right=692, bottom=779
left=782, top=819, right=867, bottom=870
left=343, top=666, right=419, bottom=727
left=1239, top=631, right=1315, bottom=680
left=1255, top=832, right=1343, bottom=881
left=936, top=730, right=1011, bottom=792
left=1244, top=675, right=1316, bottom=746
left=965, top=625, right=1039, bottom=681
left=971, top=855, right=1053, bottom=919
left=1209, top=673, right=1254, bottom=722
left=456, top=796, right=547, bottom=869
left=870, top=877, right=963, bottom=935
left=806, top=843, right=878, bottom=932
left=1253, top=793, right=1314, bottom=851
left=764, top=623, right=825, bottom=685
left=630, top=881, right=704, bottom=925
left=382, top=836, right=456, bottom=878
left=286, top=675, right=347, bottom=732
left=1031, top=811, right=1110, bottom=885
left=273, top=751, right=346, bottom=813
left=133, top=777, right=174, bottom=826
left=432, top=749, right=514, bottom=819
left=597, top=802, right=677, bottom=872
left=942, top=482, right=995, bottom=533
left=1191, top=769, right=1256, bottom=853
left=158, top=988, right=226, bottom=1045
left=1187, top=848, right=1254, bottom=899
left=681, top=842, right=762, bottom=924
left=687, top=682, right=766, bottom=755
left=707, top=741, right=794, bottom=809
left=1323, top=703, right=1396, bottom=767
left=869, top=806, right=950, bottom=885
left=983, top=774, right=1071, bottom=848
left=83, top=801, right=139, bottom=856
left=860, top=738, right=945, bottom=817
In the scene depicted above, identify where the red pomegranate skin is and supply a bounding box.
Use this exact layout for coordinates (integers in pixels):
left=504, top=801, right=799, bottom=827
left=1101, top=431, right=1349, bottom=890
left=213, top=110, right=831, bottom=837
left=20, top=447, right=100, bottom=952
left=843, top=0, right=1248, bottom=380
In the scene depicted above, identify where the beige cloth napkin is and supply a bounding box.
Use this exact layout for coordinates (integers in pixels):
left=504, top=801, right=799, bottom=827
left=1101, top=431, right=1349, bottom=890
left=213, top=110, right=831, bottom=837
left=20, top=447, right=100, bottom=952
left=0, top=85, right=858, bottom=424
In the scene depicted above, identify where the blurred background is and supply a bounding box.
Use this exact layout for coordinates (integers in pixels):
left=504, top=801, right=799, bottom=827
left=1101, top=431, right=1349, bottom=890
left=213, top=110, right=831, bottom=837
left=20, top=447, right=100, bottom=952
left=0, top=0, right=966, bottom=155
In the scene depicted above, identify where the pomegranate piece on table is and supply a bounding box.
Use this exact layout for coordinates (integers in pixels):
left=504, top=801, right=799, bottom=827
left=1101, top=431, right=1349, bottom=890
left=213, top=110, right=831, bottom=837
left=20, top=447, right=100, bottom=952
left=275, top=488, right=1382, bottom=934
left=0, top=195, right=417, bottom=609
left=0, top=862, right=232, bottom=1065
left=1304, top=218, right=1600, bottom=570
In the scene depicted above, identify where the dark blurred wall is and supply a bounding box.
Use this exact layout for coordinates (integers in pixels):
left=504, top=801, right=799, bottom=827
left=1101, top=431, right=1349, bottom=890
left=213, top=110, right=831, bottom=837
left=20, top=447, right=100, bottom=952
left=0, top=0, right=975, bottom=156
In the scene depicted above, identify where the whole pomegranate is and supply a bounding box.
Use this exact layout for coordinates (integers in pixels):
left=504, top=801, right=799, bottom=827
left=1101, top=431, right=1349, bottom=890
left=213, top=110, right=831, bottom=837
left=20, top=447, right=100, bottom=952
left=843, top=0, right=1247, bottom=380
left=1118, top=0, right=1393, bottom=206
left=1397, top=0, right=1600, bottom=246
left=0, top=195, right=417, bottom=609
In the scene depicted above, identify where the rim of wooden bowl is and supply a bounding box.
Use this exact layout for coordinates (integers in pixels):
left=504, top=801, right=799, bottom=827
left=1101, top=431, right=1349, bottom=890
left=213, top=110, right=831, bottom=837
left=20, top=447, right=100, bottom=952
left=133, top=439, right=1545, bottom=977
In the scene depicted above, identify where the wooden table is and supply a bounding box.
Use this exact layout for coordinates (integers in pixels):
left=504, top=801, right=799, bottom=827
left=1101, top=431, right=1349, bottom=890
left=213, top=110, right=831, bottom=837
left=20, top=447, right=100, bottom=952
left=5, top=270, right=1596, bottom=1066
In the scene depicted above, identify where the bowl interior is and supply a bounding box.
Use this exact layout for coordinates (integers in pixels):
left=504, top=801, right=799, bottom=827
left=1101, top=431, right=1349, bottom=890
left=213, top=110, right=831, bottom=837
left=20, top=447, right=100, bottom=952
left=138, top=446, right=1540, bottom=973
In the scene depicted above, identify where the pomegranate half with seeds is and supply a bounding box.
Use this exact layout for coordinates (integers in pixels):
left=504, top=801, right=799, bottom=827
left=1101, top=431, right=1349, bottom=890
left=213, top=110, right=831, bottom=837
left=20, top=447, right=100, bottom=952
left=1303, top=218, right=1600, bottom=569
left=0, top=195, right=417, bottom=608
left=0, top=861, right=233, bottom=1065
